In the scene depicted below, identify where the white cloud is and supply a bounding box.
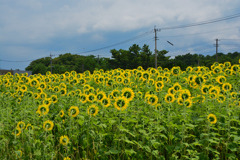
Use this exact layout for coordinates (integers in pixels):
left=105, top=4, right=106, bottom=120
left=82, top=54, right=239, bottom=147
left=0, top=0, right=240, bottom=69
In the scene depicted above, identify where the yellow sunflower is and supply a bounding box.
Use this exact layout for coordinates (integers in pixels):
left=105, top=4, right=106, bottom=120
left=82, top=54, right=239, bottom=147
left=43, top=120, right=54, bottom=131
left=60, top=135, right=69, bottom=145
left=12, top=128, right=21, bottom=136
left=121, top=87, right=135, bottom=102
left=36, top=105, right=49, bottom=116
left=87, top=104, right=99, bottom=117
left=222, top=83, right=232, bottom=92
left=164, top=93, right=175, bottom=103
left=207, top=114, right=217, bottom=124
left=60, top=109, right=64, bottom=117
left=68, top=106, right=79, bottom=117
left=51, top=95, right=58, bottom=103
left=17, top=121, right=25, bottom=130
left=114, top=96, right=129, bottom=111
left=101, top=97, right=111, bottom=108
left=25, top=124, right=34, bottom=131
left=146, top=94, right=158, bottom=106
left=87, top=93, right=97, bottom=103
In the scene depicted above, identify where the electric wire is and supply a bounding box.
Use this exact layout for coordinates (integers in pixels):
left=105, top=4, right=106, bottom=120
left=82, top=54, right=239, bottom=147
left=159, top=13, right=240, bottom=30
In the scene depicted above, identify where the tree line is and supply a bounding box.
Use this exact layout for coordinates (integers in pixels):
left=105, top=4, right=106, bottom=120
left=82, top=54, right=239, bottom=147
left=25, top=44, right=240, bottom=74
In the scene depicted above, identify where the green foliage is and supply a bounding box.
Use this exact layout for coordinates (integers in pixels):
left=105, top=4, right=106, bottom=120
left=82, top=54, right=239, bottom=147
left=25, top=44, right=240, bottom=74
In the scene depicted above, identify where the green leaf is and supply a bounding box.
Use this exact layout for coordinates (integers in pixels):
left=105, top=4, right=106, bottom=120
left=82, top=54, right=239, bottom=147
left=105, top=149, right=121, bottom=155
left=143, top=145, right=151, bottom=153
left=125, top=149, right=136, bottom=156
left=152, top=150, right=159, bottom=158
left=165, top=145, right=175, bottom=154
left=34, top=149, right=41, bottom=156
left=118, top=125, right=135, bottom=137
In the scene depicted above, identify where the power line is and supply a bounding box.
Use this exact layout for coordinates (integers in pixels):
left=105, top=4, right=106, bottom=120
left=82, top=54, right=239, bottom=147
left=55, top=31, right=152, bottom=56
left=161, top=26, right=240, bottom=38
left=159, top=13, right=240, bottom=30
left=0, top=31, right=152, bottom=62
left=2, top=12, right=240, bottom=63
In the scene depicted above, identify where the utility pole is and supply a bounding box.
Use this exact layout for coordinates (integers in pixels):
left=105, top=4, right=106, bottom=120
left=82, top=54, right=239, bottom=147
left=154, top=26, right=160, bottom=69
left=50, top=53, right=55, bottom=74
left=215, top=39, right=219, bottom=62
left=82, top=56, right=85, bottom=73
left=198, top=55, right=200, bottom=66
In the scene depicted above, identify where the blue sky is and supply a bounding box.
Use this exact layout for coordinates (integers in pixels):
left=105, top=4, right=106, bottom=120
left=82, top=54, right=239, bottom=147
left=0, top=0, right=240, bottom=70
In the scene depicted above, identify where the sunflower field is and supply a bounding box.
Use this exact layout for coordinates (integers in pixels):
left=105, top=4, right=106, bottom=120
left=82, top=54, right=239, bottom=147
left=0, top=61, right=240, bottom=160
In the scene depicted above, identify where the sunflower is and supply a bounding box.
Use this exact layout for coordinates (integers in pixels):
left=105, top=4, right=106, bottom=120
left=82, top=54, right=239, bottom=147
left=101, top=97, right=111, bottom=108
left=224, top=61, right=231, bottom=68
left=43, top=120, right=54, bottom=131
left=121, top=87, right=135, bottom=102
left=179, top=89, right=191, bottom=100
left=36, top=105, right=49, bottom=116
left=67, top=91, right=75, bottom=97
left=12, top=128, right=21, bottom=136
left=216, top=76, right=226, bottom=84
left=231, top=64, right=239, bottom=72
left=60, top=88, right=67, bottom=96
left=224, top=69, right=232, bottom=77
left=25, top=124, right=34, bottom=131
left=39, top=92, right=47, bottom=99
left=79, top=94, right=88, bottom=104
left=114, top=96, right=129, bottom=111
left=39, top=82, right=46, bottom=89
left=136, top=91, right=143, bottom=99
left=111, top=89, right=120, bottom=99
left=17, top=98, right=22, bottom=104
left=171, top=66, right=181, bottom=76
left=75, top=89, right=81, bottom=95
left=201, top=85, right=209, bottom=94
left=164, top=93, right=175, bottom=103
left=155, top=81, right=164, bottom=90
left=217, top=94, right=226, bottom=103
left=33, top=93, right=39, bottom=99
left=53, top=86, right=60, bottom=93
left=96, top=91, right=106, bottom=101
left=51, top=95, right=58, bottom=103
left=209, top=93, right=217, bottom=99
left=142, top=72, right=150, bottom=79
left=30, top=78, right=39, bottom=87
left=209, top=87, right=220, bottom=95
left=146, top=94, right=158, bottom=106
left=168, top=87, right=175, bottom=94
left=60, top=109, right=64, bottom=117
left=17, top=121, right=25, bottom=130
left=156, top=76, right=164, bottom=81
left=207, top=114, right=217, bottom=124
left=192, top=75, right=205, bottom=85
left=222, top=83, right=232, bottom=92
left=60, top=135, right=69, bottom=145
left=173, top=82, right=182, bottom=91
left=68, top=106, right=79, bottom=117
left=184, top=99, right=192, bottom=108
left=212, top=66, right=222, bottom=74
left=231, top=92, right=237, bottom=99
left=87, top=93, right=97, bottom=103
left=79, top=78, right=86, bottom=85
left=20, top=85, right=27, bottom=92
left=87, top=104, right=99, bottom=116
left=15, top=150, right=22, bottom=158
left=43, top=98, right=52, bottom=107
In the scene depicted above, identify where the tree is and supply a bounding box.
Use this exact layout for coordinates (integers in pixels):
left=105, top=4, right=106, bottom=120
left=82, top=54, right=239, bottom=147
left=31, top=63, right=47, bottom=74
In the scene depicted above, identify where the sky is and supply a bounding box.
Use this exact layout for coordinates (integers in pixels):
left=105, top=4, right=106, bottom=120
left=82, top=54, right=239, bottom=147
left=0, top=0, right=240, bottom=70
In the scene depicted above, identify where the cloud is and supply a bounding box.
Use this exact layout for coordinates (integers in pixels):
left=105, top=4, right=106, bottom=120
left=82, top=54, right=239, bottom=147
left=0, top=0, right=240, bottom=70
